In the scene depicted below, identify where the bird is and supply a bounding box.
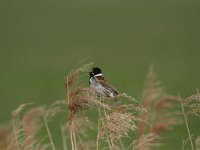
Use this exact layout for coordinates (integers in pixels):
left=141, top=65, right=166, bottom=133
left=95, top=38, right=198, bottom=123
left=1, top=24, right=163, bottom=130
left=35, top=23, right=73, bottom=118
left=89, top=67, right=120, bottom=104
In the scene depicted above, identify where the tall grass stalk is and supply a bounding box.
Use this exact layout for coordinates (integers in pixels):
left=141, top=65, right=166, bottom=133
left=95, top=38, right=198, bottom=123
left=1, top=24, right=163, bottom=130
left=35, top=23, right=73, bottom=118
left=72, top=129, right=77, bottom=150
left=178, top=92, right=194, bottom=150
left=44, top=117, right=56, bottom=150
left=61, top=126, right=68, bottom=150
left=70, top=129, right=75, bottom=150
left=11, top=118, right=20, bottom=150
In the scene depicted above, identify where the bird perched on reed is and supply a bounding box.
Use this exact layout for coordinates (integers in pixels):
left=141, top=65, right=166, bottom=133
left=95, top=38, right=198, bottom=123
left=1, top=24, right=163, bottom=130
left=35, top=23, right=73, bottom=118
left=89, top=67, right=120, bottom=104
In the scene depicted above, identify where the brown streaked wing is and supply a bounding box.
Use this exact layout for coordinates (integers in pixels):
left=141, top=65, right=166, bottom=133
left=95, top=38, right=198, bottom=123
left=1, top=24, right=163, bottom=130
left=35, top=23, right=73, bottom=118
left=95, top=76, right=119, bottom=94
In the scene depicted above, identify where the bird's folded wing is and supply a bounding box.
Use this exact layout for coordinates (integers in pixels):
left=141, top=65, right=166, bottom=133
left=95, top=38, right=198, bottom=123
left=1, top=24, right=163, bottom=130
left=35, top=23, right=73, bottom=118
left=95, top=76, right=119, bottom=94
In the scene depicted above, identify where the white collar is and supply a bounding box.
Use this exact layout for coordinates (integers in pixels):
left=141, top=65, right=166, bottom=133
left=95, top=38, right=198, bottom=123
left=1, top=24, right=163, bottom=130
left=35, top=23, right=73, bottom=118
left=89, top=73, right=103, bottom=81
left=94, top=73, right=103, bottom=77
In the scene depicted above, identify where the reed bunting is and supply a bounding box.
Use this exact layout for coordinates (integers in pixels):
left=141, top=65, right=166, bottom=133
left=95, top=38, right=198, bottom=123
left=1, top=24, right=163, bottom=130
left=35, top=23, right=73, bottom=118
left=89, top=67, right=119, bottom=103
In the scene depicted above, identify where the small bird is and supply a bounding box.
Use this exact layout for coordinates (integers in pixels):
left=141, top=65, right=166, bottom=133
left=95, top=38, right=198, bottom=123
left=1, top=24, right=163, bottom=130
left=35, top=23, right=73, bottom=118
left=89, top=67, right=119, bottom=103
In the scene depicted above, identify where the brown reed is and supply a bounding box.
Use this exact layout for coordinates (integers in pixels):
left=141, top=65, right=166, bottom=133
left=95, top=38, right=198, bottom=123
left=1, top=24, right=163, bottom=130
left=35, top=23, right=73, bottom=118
left=0, top=64, right=195, bottom=150
left=135, top=66, right=181, bottom=150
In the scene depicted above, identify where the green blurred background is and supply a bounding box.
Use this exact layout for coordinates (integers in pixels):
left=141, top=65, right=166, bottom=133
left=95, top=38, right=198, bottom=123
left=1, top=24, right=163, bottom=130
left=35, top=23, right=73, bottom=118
left=1, top=0, right=200, bottom=149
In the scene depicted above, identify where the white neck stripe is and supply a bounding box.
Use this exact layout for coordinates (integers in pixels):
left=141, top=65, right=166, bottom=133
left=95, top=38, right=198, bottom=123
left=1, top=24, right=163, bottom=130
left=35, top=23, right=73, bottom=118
left=94, top=73, right=103, bottom=77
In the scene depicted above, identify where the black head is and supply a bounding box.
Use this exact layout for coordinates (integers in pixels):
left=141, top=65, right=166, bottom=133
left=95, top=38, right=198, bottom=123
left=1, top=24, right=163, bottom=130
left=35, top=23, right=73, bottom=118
left=89, top=67, right=102, bottom=77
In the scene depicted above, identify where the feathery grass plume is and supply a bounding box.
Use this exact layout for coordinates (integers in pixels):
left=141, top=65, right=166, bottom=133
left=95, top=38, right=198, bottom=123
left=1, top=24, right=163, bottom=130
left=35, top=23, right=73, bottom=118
left=135, top=66, right=181, bottom=150
left=7, top=104, right=50, bottom=150
left=134, top=133, right=160, bottom=150
left=181, top=89, right=200, bottom=150
left=98, top=97, right=142, bottom=150
left=66, top=63, right=93, bottom=90
left=68, top=117, right=94, bottom=135
left=65, top=63, right=117, bottom=150
left=65, top=63, right=94, bottom=122
left=67, top=87, right=93, bottom=123
left=9, top=103, right=32, bottom=150
left=43, top=100, right=66, bottom=150
left=101, top=109, right=138, bottom=140
left=179, top=93, right=195, bottom=150
left=182, top=93, right=200, bottom=117
left=65, top=63, right=112, bottom=124
left=21, top=106, right=45, bottom=150
left=65, top=63, right=103, bottom=150
left=44, top=100, right=66, bottom=121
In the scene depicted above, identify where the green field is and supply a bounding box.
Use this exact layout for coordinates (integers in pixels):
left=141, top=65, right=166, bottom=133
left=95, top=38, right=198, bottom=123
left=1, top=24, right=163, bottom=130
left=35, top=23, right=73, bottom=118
left=1, top=0, right=200, bottom=149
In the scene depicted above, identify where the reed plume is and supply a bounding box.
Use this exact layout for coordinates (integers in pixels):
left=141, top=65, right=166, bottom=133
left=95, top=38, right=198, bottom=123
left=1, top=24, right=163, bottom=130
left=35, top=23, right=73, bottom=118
left=135, top=66, right=181, bottom=150
left=1, top=63, right=197, bottom=150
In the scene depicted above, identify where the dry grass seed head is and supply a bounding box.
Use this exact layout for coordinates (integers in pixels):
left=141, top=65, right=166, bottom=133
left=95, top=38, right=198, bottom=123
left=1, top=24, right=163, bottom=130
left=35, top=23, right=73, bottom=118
left=102, top=110, right=137, bottom=140
left=136, top=66, right=181, bottom=148
left=12, top=103, right=33, bottom=119
left=120, top=93, right=139, bottom=103
left=135, top=133, right=160, bottom=150
left=66, top=63, right=93, bottom=89
left=65, top=63, right=94, bottom=123
left=183, top=94, right=200, bottom=116
left=66, top=117, right=94, bottom=136
left=8, top=103, right=33, bottom=150
left=68, top=88, right=93, bottom=122
left=141, top=66, right=164, bottom=106
left=22, top=106, right=45, bottom=149
left=151, top=96, right=181, bottom=134
left=44, top=100, right=66, bottom=121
